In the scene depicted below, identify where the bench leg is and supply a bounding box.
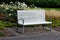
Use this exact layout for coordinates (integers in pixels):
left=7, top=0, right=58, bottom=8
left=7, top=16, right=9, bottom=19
left=23, top=25, right=24, bottom=33
left=50, top=24, right=52, bottom=31
left=42, top=25, right=45, bottom=30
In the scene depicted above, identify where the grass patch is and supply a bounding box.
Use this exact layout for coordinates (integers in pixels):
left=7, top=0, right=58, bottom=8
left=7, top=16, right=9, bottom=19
left=0, top=20, right=17, bottom=29
left=41, top=8, right=60, bottom=10
left=26, top=7, right=60, bottom=11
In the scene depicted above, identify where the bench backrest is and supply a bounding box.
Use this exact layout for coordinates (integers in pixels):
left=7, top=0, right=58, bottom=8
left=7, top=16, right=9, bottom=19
left=17, top=10, right=45, bottom=23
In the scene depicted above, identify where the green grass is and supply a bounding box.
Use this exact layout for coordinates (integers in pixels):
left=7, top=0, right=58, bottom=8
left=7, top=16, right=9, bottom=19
left=0, top=20, right=17, bottom=29
left=40, top=8, right=60, bottom=10
left=26, top=7, right=60, bottom=11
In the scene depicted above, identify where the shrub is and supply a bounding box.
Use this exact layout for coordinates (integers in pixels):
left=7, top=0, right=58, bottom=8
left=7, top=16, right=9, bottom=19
left=0, top=2, right=28, bottom=23
left=0, top=21, right=17, bottom=29
left=46, top=16, right=60, bottom=27
left=0, top=2, right=28, bottom=28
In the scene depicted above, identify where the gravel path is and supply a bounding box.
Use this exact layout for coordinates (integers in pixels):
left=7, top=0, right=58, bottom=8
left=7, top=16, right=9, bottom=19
left=0, top=30, right=60, bottom=40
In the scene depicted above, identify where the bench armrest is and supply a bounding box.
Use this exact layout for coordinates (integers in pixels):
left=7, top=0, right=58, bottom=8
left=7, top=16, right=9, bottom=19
left=18, top=19, right=24, bottom=24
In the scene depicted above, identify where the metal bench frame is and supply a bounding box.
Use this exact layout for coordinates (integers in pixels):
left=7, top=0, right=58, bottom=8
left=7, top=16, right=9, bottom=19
left=17, top=10, right=52, bottom=33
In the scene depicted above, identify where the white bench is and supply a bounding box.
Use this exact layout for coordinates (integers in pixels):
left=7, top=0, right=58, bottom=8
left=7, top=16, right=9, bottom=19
left=17, top=10, right=52, bottom=33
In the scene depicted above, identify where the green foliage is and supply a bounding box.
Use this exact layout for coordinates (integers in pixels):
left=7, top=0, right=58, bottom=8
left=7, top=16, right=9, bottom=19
left=0, top=2, right=28, bottom=23
left=22, top=0, right=60, bottom=7
left=1, top=0, right=60, bottom=7
left=52, top=18, right=60, bottom=27
left=0, top=2, right=28, bottom=28
left=46, top=16, right=60, bottom=27
left=0, top=21, right=17, bottom=29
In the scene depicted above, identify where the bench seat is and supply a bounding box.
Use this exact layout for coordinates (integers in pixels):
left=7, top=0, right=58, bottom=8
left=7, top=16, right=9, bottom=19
left=18, top=21, right=52, bottom=25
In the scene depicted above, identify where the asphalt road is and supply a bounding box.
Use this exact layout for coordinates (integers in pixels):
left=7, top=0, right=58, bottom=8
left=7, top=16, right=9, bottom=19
left=0, top=31, right=60, bottom=40
left=0, top=35, right=60, bottom=40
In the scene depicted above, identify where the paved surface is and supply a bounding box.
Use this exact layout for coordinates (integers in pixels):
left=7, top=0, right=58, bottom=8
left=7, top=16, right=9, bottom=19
left=0, top=31, right=60, bottom=40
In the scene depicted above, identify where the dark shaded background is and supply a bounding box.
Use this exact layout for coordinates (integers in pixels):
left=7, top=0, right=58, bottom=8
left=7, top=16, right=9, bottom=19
left=0, top=0, right=60, bottom=8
